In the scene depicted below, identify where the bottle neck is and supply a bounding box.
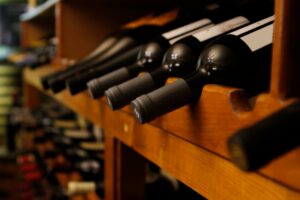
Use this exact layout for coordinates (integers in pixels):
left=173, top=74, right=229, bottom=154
left=184, top=72, right=208, bottom=100
left=122, top=62, right=142, bottom=77
left=150, top=67, right=170, bottom=86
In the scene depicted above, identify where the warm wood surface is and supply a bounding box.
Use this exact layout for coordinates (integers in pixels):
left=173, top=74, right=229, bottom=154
left=271, top=0, right=300, bottom=98
left=102, top=104, right=300, bottom=200
left=20, top=20, right=55, bottom=48
left=24, top=66, right=300, bottom=199
left=115, top=82, right=300, bottom=191
left=24, top=66, right=103, bottom=126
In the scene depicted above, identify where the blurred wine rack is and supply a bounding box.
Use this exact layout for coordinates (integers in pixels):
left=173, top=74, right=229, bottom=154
left=21, top=0, right=300, bottom=199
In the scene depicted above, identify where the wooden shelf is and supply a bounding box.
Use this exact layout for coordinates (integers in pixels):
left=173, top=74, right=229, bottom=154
left=23, top=66, right=103, bottom=126
left=21, top=0, right=300, bottom=199
left=24, top=66, right=300, bottom=199
left=20, top=0, right=58, bottom=22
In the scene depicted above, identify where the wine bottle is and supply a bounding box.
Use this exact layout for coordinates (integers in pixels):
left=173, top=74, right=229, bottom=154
left=131, top=16, right=274, bottom=123
left=65, top=2, right=261, bottom=96
left=85, top=18, right=215, bottom=98
left=66, top=6, right=235, bottom=96
left=39, top=11, right=170, bottom=90
left=104, top=16, right=252, bottom=110
left=67, top=181, right=104, bottom=197
left=69, top=19, right=214, bottom=96
left=50, top=3, right=238, bottom=94
left=228, top=100, right=300, bottom=171
left=41, top=30, right=135, bottom=91
left=46, top=10, right=181, bottom=93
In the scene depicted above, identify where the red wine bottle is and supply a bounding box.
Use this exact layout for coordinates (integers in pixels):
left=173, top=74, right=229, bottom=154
left=68, top=18, right=214, bottom=96
left=228, top=100, right=300, bottom=171
left=131, top=16, right=274, bottom=123
left=104, top=16, right=251, bottom=110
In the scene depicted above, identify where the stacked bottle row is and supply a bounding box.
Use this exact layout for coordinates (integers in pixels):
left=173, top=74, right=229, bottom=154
left=0, top=34, right=56, bottom=152
left=12, top=96, right=209, bottom=200
left=0, top=59, right=22, bottom=152
left=27, top=1, right=299, bottom=172
left=12, top=97, right=104, bottom=200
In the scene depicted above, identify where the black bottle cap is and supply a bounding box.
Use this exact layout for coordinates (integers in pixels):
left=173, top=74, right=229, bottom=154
left=105, top=86, right=124, bottom=110
left=41, top=76, right=51, bottom=90
left=131, top=95, right=155, bottom=124
left=87, top=67, right=131, bottom=99
left=131, top=79, right=193, bottom=124
left=104, top=73, right=158, bottom=110
left=49, top=78, right=66, bottom=94
left=87, top=79, right=103, bottom=99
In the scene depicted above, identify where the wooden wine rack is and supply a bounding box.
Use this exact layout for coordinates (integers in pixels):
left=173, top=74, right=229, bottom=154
left=21, top=0, right=300, bottom=199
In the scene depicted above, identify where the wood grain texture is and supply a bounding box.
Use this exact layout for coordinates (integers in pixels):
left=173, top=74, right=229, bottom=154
left=123, top=85, right=300, bottom=191
left=102, top=104, right=300, bottom=200
left=25, top=65, right=300, bottom=195
left=271, top=0, right=300, bottom=98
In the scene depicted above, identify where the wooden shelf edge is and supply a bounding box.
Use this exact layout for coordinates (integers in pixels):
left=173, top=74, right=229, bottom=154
left=23, top=66, right=103, bottom=126
left=20, top=0, right=58, bottom=22
left=102, top=106, right=300, bottom=200
left=24, top=66, right=300, bottom=197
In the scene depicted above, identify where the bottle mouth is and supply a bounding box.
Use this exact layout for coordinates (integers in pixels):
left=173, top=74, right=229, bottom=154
left=66, top=78, right=85, bottom=95
left=49, top=79, right=66, bottom=93
left=105, top=86, right=125, bottom=110
left=130, top=95, right=156, bottom=124
left=87, top=79, right=102, bottom=99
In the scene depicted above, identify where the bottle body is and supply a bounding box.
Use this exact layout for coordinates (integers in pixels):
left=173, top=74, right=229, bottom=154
left=105, top=16, right=250, bottom=110
left=131, top=17, right=274, bottom=123
left=228, top=100, right=300, bottom=171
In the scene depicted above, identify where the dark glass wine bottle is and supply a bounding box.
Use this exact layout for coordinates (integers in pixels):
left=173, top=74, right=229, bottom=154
left=55, top=3, right=241, bottom=95
left=40, top=30, right=124, bottom=90
left=40, top=9, right=177, bottom=90
left=228, top=100, right=300, bottom=171
left=130, top=16, right=274, bottom=123
left=104, top=16, right=252, bottom=110
left=48, top=25, right=164, bottom=93
left=68, top=18, right=214, bottom=96
left=66, top=0, right=271, bottom=96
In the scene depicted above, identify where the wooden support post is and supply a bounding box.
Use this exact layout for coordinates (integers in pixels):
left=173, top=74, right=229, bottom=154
left=105, top=134, right=146, bottom=200
left=270, top=0, right=300, bottom=99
